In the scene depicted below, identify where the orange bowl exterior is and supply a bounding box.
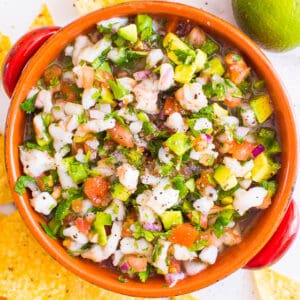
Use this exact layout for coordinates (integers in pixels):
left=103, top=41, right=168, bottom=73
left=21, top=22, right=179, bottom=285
left=5, top=1, right=298, bottom=297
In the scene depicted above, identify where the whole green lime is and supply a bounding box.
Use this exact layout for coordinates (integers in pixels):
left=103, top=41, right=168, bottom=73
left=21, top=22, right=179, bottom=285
left=232, top=0, right=300, bottom=52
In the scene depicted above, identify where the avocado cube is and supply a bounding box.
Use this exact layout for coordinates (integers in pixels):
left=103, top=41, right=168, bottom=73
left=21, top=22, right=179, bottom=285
left=212, top=103, right=228, bottom=119
left=160, top=211, right=183, bottom=230
left=250, top=95, right=273, bottom=123
left=110, top=182, right=131, bottom=201
left=163, top=32, right=195, bottom=65
left=182, top=199, right=193, bottom=213
left=93, top=212, right=112, bottom=246
left=118, top=24, right=138, bottom=43
left=165, top=132, right=191, bottom=156
left=193, top=49, right=207, bottom=72
left=174, top=64, right=196, bottom=84
left=63, top=157, right=88, bottom=184
left=99, top=87, right=114, bottom=104
left=214, top=165, right=238, bottom=191
left=185, top=178, right=195, bottom=192
left=203, top=57, right=225, bottom=76
left=252, top=153, right=280, bottom=182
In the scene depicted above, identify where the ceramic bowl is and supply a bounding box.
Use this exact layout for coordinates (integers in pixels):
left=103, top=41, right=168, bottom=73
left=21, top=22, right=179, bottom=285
left=3, top=2, right=298, bottom=297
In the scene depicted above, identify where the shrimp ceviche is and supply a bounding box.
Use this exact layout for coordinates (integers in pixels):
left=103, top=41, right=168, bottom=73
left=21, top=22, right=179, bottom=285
left=16, top=15, right=281, bottom=286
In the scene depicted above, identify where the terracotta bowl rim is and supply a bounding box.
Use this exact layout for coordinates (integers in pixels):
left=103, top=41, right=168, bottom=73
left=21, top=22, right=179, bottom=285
left=5, top=1, right=298, bottom=297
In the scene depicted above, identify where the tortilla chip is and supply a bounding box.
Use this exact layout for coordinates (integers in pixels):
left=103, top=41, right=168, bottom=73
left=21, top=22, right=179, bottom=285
left=29, top=3, right=54, bottom=30
left=0, top=211, right=196, bottom=299
left=73, top=0, right=134, bottom=15
left=252, top=268, right=300, bottom=300
left=0, top=135, right=13, bottom=204
left=0, top=212, right=69, bottom=299
left=0, top=33, right=11, bottom=75
left=0, top=214, right=5, bottom=224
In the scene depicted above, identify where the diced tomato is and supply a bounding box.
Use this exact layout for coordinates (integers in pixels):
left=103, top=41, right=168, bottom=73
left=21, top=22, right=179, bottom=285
left=218, top=141, right=234, bottom=154
left=196, top=169, right=216, bottom=195
left=224, top=96, right=242, bottom=108
left=230, top=140, right=255, bottom=161
left=164, top=97, right=184, bottom=116
left=168, top=223, right=199, bottom=247
left=224, top=53, right=251, bottom=85
left=169, top=259, right=181, bottom=273
left=125, top=255, right=148, bottom=272
left=75, top=217, right=91, bottom=235
left=107, top=122, right=134, bottom=148
left=43, top=64, right=62, bottom=85
left=83, top=176, right=110, bottom=207
left=61, top=82, right=77, bottom=102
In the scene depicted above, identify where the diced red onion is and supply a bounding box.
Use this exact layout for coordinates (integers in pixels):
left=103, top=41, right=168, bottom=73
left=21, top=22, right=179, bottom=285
left=252, top=144, right=265, bottom=157
left=165, top=272, right=185, bottom=287
left=143, top=223, right=161, bottom=232
left=120, top=262, right=130, bottom=272
left=204, top=133, right=212, bottom=141
left=133, top=70, right=151, bottom=81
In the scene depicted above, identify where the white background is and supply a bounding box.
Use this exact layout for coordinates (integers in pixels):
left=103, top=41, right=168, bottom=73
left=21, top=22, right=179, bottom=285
left=0, top=1, right=299, bottom=299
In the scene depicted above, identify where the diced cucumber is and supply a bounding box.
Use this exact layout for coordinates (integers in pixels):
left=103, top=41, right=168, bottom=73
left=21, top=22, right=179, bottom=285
left=165, top=132, right=191, bottom=156
left=110, top=182, right=131, bottom=201
left=214, top=165, right=238, bottom=191
left=107, top=79, right=129, bottom=99
left=117, top=24, right=138, bottom=43
left=200, top=38, right=219, bottom=56
left=160, top=211, right=183, bottom=230
left=252, top=153, right=280, bottom=183
left=185, top=178, right=195, bottom=192
left=136, top=14, right=153, bottom=41
left=250, top=95, right=273, bottom=123
left=182, top=199, right=193, bottom=213
left=93, top=212, right=112, bottom=246
left=62, top=157, right=88, bottom=184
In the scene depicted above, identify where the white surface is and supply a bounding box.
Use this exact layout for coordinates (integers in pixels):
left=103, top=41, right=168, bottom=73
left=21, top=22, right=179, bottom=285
left=0, top=0, right=300, bottom=299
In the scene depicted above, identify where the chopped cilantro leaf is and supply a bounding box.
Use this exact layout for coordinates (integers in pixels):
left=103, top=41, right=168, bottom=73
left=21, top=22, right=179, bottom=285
left=20, top=93, right=38, bottom=113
